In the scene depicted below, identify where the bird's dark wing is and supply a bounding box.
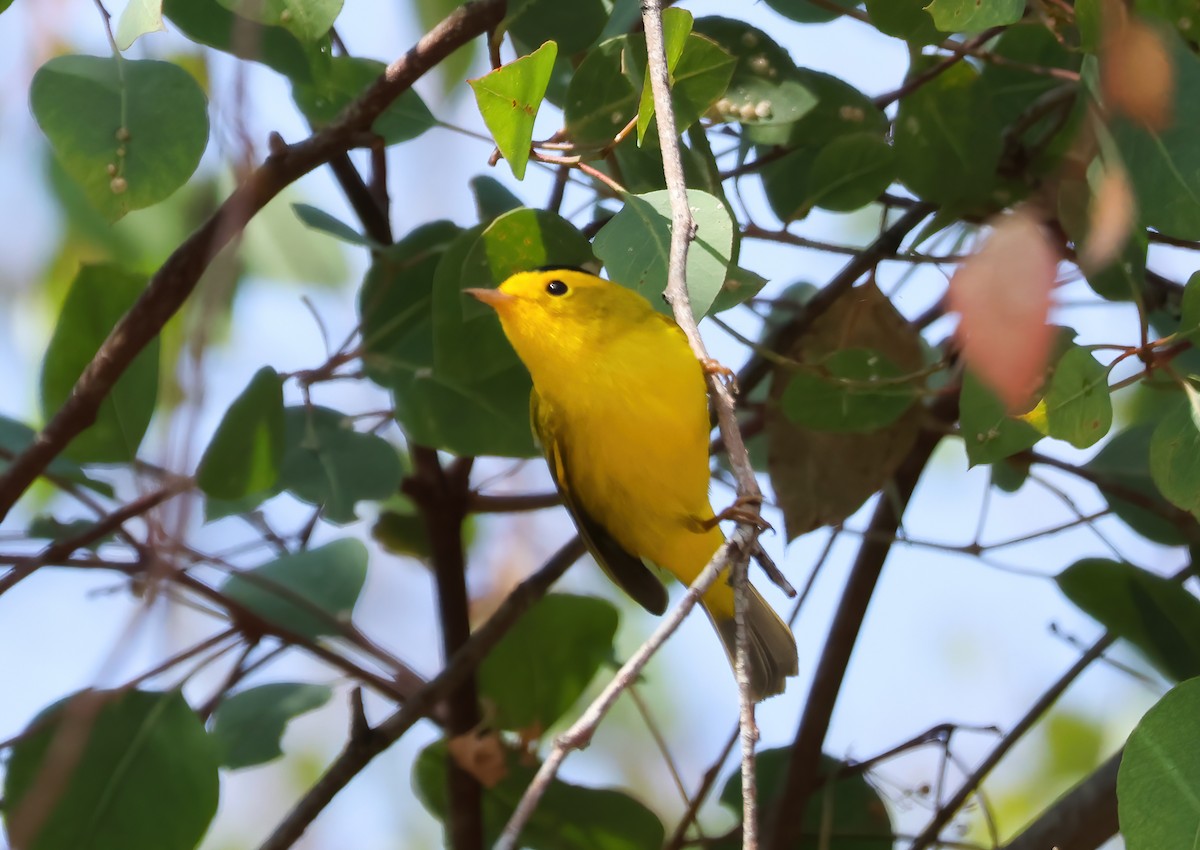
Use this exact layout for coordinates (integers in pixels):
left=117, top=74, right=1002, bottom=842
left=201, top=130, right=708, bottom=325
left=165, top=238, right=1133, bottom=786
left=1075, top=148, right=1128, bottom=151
left=531, top=391, right=669, bottom=615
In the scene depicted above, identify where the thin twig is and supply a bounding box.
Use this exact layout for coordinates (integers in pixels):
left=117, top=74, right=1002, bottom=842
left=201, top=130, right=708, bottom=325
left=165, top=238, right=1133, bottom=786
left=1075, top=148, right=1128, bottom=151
left=639, top=3, right=765, bottom=847
left=495, top=527, right=760, bottom=850
left=256, top=536, right=585, bottom=850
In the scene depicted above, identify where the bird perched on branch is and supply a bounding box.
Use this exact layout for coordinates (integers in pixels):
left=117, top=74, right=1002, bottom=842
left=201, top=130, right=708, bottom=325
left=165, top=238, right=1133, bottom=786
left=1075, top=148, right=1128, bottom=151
left=467, top=267, right=798, bottom=700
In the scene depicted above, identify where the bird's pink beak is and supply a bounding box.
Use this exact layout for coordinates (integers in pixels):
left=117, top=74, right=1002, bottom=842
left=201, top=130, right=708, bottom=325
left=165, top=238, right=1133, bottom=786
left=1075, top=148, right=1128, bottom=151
left=464, top=288, right=516, bottom=310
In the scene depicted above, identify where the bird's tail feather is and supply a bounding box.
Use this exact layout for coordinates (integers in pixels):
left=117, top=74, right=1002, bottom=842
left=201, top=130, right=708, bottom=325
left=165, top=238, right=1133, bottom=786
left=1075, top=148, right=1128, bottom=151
left=707, top=586, right=799, bottom=700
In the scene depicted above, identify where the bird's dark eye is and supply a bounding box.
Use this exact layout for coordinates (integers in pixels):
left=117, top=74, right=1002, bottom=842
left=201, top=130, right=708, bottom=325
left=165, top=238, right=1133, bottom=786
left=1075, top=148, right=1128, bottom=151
left=546, top=279, right=568, bottom=296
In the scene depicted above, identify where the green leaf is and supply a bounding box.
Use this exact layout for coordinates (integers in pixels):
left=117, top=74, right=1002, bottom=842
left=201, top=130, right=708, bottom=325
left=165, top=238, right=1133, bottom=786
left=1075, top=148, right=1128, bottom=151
left=438, top=207, right=594, bottom=383
left=1150, top=389, right=1200, bottom=519
left=761, top=0, right=859, bottom=23
left=959, top=371, right=1042, bottom=466
left=398, top=224, right=540, bottom=458
left=211, top=683, right=332, bottom=769
left=565, top=33, right=734, bottom=147
left=1178, top=271, right=1200, bottom=340
left=3, top=690, right=218, bottom=850
left=806, top=132, right=897, bottom=212
left=926, top=0, right=1025, bottom=32
left=1043, top=346, right=1112, bottom=449
left=1119, top=677, right=1200, bottom=849
left=470, top=42, right=558, bottom=180
left=31, top=56, right=209, bottom=222
left=115, top=0, right=165, bottom=50
left=592, top=188, right=733, bottom=318
left=292, top=202, right=375, bottom=247
left=747, top=67, right=886, bottom=148
left=979, top=24, right=1079, bottom=126
left=360, top=220, right=461, bottom=387
left=470, top=175, right=524, bottom=221
left=1057, top=558, right=1200, bottom=681
left=781, top=349, right=917, bottom=433
left=0, top=415, right=113, bottom=496
left=197, top=367, right=285, bottom=502
left=216, top=0, right=342, bottom=41
left=222, top=539, right=368, bottom=639
left=293, top=56, right=435, bottom=145
left=1113, top=27, right=1200, bottom=240
left=163, top=0, right=321, bottom=82
left=504, top=0, right=608, bottom=54
left=865, top=0, right=941, bottom=44
left=415, top=740, right=665, bottom=850
left=1086, top=423, right=1187, bottom=545
left=371, top=509, right=431, bottom=559
left=691, top=17, right=818, bottom=128
left=478, top=594, right=619, bottom=732
left=636, top=7, right=694, bottom=145
left=718, top=749, right=894, bottom=849
left=40, top=264, right=159, bottom=463
left=894, top=61, right=1004, bottom=206
left=277, top=406, right=402, bottom=524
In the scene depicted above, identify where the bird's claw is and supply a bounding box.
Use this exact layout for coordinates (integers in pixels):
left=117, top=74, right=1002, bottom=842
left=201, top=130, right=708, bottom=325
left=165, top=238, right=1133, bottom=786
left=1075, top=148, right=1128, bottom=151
left=702, top=494, right=771, bottom=532
left=701, top=358, right=739, bottom=394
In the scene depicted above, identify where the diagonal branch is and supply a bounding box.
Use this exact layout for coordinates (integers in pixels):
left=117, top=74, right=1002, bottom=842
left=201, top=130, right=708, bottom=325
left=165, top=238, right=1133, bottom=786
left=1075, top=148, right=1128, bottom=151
left=998, top=751, right=1120, bottom=850
left=767, top=398, right=954, bottom=850
left=256, top=536, right=586, bottom=850
left=0, top=0, right=506, bottom=523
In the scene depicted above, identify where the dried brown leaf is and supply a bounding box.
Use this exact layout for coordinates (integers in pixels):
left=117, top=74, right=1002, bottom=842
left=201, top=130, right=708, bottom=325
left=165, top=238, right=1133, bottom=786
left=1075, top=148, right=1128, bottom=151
left=766, top=281, right=925, bottom=539
left=1103, top=13, right=1174, bottom=130
left=447, top=728, right=508, bottom=788
left=1078, top=163, right=1136, bottom=273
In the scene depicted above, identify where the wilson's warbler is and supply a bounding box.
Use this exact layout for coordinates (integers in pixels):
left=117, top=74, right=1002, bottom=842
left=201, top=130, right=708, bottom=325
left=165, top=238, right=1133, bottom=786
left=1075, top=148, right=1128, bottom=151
left=467, top=268, right=798, bottom=700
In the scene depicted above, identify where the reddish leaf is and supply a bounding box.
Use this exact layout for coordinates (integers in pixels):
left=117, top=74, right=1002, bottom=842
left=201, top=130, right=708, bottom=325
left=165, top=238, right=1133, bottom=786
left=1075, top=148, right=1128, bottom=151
left=949, top=208, right=1058, bottom=412
left=1078, top=163, right=1136, bottom=273
left=1103, top=11, right=1173, bottom=131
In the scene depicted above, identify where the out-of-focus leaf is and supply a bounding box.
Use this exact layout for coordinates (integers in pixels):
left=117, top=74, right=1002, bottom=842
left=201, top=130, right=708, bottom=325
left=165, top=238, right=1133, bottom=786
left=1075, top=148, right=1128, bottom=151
left=717, top=749, right=894, bottom=849
left=3, top=690, right=218, bottom=850
left=1150, top=389, right=1200, bottom=519
left=1085, top=423, right=1187, bottom=545
left=222, top=539, right=368, bottom=638
left=1058, top=558, right=1200, bottom=681
left=116, top=0, right=166, bottom=49
left=277, top=406, right=402, bottom=524
left=293, top=56, right=435, bottom=144
left=1113, top=27, right=1200, bottom=239
left=767, top=282, right=924, bottom=539
left=1119, top=677, right=1200, bottom=849
left=761, top=0, right=858, bottom=23
left=415, top=740, right=665, bottom=850
left=292, top=203, right=377, bottom=247
left=31, top=56, right=209, bottom=222
left=593, top=189, right=733, bottom=318
left=470, top=42, right=558, bottom=180
left=865, top=0, right=940, bottom=44
left=806, top=132, right=896, bottom=212
left=894, top=60, right=1003, bottom=206
left=1177, top=270, right=1200, bottom=340
left=211, top=683, right=332, bottom=769
left=0, top=416, right=113, bottom=496
left=197, top=367, right=285, bottom=502
left=979, top=24, right=1079, bottom=126
left=163, top=0, right=322, bottom=81
left=216, top=0, right=342, bottom=41
left=470, top=176, right=523, bottom=221
left=478, top=594, right=618, bottom=732
left=504, top=0, right=608, bottom=54
left=41, top=264, right=159, bottom=463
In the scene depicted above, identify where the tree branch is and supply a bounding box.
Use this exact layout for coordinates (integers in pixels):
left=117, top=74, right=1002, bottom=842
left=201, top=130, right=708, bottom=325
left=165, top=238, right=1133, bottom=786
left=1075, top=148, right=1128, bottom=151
left=256, top=536, right=586, bottom=850
left=998, top=751, right=1120, bottom=850
left=406, top=448, right=482, bottom=850
left=0, top=0, right=506, bottom=523
left=767, top=403, right=953, bottom=850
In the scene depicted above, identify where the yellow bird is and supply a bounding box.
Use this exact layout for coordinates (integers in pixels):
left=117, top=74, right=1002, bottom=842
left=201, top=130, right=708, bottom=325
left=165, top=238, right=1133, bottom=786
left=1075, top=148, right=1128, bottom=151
left=467, top=268, right=798, bottom=700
